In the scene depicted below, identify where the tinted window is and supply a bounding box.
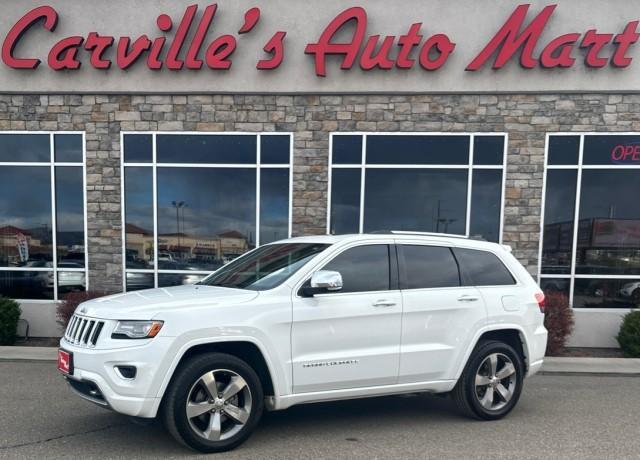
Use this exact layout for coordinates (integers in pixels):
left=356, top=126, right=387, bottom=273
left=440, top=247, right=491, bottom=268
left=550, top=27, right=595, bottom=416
left=367, top=135, right=469, bottom=165
left=541, top=170, right=577, bottom=275
left=124, top=167, right=154, bottom=269
left=54, top=134, right=83, bottom=163
left=401, top=245, right=460, bottom=289
left=123, top=134, right=152, bottom=163
left=330, top=169, right=361, bottom=234
left=157, top=135, right=256, bottom=164
left=573, top=278, right=640, bottom=309
left=0, top=271, right=52, bottom=300
left=363, top=169, right=467, bottom=234
left=583, top=135, right=640, bottom=165
left=260, top=135, right=290, bottom=164
left=55, top=167, right=85, bottom=266
left=156, top=168, right=256, bottom=271
left=333, top=135, right=362, bottom=164
left=0, top=134, right=50, bottom=162
left=0, top=166, right=52, bottom=267
left=470, top=170, right=502, bottom=242
left=453, top=248, right=516, bottom=286
left=548, top=136, right=580, bottom=165
left=473, top=136, right=504, bottom=165
left=323, top=245, right=390, bottom=293
left=576, top=170, right=640, bottom=275
left=260, top=168, right=289, bottom=244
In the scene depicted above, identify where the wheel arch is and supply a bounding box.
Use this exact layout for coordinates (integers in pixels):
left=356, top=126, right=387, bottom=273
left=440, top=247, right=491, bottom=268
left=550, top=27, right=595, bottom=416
left=154, top=338, right=279, bottom=415
left=455, top=325, right=530, bottom=381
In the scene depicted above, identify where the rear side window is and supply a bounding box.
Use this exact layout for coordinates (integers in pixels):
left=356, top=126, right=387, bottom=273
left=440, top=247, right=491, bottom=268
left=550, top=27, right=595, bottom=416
left=322, top=245, right=390, bottom=293
left=400, top=245, right=460, bottom=289
left=453, top=248, right=516, bottom=286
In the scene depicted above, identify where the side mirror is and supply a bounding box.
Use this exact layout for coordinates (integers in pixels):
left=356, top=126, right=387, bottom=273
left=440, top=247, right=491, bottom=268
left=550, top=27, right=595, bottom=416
left=311, top=270, right=343, bottom=291
left=300, top=270, right=343, bottom=297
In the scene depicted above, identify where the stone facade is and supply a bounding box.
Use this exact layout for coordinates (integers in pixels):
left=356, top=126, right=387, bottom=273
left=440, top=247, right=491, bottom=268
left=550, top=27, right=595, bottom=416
left=1, top=93, right=638, bottom=294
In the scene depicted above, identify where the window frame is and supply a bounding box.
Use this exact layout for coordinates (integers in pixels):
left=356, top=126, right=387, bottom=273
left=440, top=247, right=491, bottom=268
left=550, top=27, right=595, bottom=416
left=120, top=131, right=294, bottom=292
left=397, top=243, right=462, bottom=291
left=327, top=132, right=508, bottom=243
left=0, top=131, right=88, bottom=302
left=312, top=243, right=396, bottom=295
left=539, top=132, right=640, bottom=310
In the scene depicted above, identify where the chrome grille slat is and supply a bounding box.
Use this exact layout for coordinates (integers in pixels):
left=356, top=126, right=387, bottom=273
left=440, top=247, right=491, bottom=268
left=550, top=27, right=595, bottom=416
left=73, top=317, right=83, bottom=340
left=83, top=321, right=95, bottom=344
left=75, top=319, right=87, bottom=343
left=64, top=314, right=105, bottom=347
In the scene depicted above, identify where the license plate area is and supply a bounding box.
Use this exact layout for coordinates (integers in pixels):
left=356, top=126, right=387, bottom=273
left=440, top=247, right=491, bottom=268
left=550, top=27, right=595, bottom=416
left=57, top=349, right=73, bottom=375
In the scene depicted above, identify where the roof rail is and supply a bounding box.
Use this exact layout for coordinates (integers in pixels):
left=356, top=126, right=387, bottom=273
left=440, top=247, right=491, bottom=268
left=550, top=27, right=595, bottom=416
left=389, top=231, right=470, bottom=239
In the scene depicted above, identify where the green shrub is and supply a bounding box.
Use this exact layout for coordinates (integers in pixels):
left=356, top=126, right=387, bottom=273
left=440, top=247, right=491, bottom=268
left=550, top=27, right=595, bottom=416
left=0, top=296, right=21, bottom=345
left=617, top=310, right=640, bottom=358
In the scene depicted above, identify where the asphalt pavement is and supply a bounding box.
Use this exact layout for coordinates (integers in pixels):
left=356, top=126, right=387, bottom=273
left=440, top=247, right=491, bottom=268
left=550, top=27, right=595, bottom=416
left=1, top=361, right=639, bottom=459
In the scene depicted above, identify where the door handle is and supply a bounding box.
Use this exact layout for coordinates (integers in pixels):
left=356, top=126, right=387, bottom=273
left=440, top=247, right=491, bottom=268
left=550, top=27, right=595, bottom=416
left=372, top=300, right=397, bottom=307
left=457, top=295, right=480, bottom=302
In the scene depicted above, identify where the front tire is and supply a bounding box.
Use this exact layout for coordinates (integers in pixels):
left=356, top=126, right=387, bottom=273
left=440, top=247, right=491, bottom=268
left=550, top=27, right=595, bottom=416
left=161, top=352, right=264, bottom=453
left=452, top=340, right=524, bottom=420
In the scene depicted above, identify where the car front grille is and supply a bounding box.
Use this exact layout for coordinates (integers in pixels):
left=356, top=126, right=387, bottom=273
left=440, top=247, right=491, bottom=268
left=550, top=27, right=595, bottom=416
left=64, top=314, right=105, bottom=347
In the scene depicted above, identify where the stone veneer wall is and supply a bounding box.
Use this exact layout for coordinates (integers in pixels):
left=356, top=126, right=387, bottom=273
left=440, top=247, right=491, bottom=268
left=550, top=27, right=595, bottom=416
left=1, top=93, right=637, bottom=294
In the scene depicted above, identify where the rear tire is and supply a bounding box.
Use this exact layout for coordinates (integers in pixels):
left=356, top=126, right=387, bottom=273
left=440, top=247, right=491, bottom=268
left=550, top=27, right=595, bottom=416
left=452, top=340, right=524, bottom=420
left=161, top=352, right=264, bottom=453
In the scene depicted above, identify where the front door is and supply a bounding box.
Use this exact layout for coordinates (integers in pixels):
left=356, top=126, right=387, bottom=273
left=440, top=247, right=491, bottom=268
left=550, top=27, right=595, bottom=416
left=291, top=243, right=402, bottom=393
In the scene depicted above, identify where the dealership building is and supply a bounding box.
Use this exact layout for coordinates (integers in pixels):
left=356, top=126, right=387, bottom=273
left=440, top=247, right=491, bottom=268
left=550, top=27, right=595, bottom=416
left=1, top=0, right=639, bottom=347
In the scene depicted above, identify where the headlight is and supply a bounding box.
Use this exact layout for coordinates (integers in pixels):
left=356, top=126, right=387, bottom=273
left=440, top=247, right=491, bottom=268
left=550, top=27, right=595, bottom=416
left=111, top=320, right=164, bottom=339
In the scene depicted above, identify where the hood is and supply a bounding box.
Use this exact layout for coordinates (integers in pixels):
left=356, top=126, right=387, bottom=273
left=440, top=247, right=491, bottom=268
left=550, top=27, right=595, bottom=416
left=76, top=285, right=260, bottom=320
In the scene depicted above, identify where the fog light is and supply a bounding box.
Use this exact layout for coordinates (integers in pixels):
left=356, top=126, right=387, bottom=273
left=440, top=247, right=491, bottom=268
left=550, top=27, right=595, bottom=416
left=115, top=365, right=137, bottom=379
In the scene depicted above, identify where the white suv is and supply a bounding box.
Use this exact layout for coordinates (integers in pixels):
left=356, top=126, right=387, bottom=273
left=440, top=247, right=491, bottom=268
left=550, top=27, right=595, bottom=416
left=58, top=233, right=548, bottom=453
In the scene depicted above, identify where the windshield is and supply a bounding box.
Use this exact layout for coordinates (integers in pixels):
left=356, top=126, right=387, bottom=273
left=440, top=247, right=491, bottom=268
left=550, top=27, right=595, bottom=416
left=199, top=243, right=330, bottom=291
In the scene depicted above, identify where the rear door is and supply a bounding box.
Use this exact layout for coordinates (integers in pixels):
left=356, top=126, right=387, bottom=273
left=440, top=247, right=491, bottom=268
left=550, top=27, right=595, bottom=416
left=397, top=242, right=487, bottom=383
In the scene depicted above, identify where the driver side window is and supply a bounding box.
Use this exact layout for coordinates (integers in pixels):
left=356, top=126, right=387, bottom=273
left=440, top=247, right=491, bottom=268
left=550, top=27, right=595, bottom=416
left=322, top=245, right=390, bottom=293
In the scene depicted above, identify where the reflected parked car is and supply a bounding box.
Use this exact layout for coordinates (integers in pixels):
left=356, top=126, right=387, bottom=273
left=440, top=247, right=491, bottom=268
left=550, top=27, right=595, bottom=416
left=620, top=281, right=640, bottom=304
left=126, top=272, right=155, bottom=291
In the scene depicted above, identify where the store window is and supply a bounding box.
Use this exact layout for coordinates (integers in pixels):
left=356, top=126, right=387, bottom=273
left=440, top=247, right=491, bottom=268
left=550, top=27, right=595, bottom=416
left=0, top=132, right=87, bottom=300
left=328, top=133, right=507, bottom=242
left=540, top=134, right=640, bottom=309
left=122, top=132, right=292, bottom=291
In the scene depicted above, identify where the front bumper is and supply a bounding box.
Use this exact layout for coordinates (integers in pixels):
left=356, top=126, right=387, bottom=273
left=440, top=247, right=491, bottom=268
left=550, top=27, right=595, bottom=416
left=59, top=336, right=174, bottom=418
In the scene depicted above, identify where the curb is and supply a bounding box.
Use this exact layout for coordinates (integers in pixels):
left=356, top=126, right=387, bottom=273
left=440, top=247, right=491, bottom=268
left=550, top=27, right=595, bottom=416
left=0, top=346, right=58, bottom=362
left=2, top=347, right=640, bottom=376
left=540, top=357, right=640, bottom=376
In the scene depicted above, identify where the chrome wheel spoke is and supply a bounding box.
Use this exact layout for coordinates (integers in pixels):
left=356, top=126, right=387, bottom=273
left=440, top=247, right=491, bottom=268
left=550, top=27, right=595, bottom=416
left=204, top=411, right=222, bottom=441
left=480, top=387, right=494, bottom=408
left=221, top=376, right=247, bottom=401
left=488, top=354, right=498, bottom=377
left=224, top=403, right=250, bottom=424
left=495, top=383, right=511, bottom=402
left=496, top=362, right=516, bottom=379
left=200, top=372, right=218, bottom=399
left=186, top=401, right=215, bottom=419
left=475, top=374, right=492, bottom=386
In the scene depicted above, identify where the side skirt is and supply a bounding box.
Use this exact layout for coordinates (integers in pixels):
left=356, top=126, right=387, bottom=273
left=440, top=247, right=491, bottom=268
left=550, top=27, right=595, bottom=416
left=266, top=379, right=457, bottom=411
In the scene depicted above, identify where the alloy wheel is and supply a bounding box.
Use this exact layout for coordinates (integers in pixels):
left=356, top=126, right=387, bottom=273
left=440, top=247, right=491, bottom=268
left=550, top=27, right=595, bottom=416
left=474, top=352, right=517, bottom=411
left=186, top=369, right=253, bottom=442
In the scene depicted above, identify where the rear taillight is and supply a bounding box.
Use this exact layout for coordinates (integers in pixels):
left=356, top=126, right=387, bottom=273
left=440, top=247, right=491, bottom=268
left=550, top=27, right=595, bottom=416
left=535, top=292, right=545, bottom=313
